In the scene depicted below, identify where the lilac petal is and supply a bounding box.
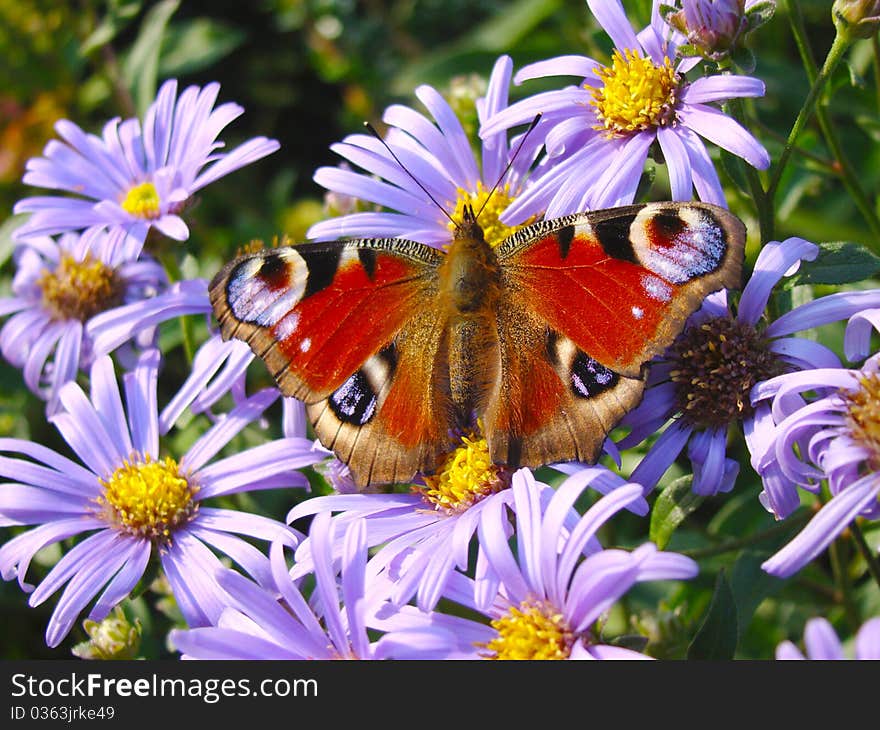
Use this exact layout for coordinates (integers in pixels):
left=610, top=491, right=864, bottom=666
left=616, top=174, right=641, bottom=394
left=53, top=383, right=121, bottom=476
left=0, top=456, right=94, bottom=497
left=0, top=518, right=102, bottom=589
left=159, top=335, right=239, bottom=432
left=682, top=76, right=765, bottom=104
left=20, top=322, right=65, bottom=395
left=0, top=438, right=98, bottom=487
left=182, top=388, right=278, bottom=474
left=171, top=626, right=298, bottom=660
left=372, top=628, right=457, bottom=660
left=269, top=541, right=327, bottom=643
left=657, top=126, right=693, bottom=201
left=286, top=493, right=420, bottom=523
left=477, top=495, right=529, bottom=602
left=195, top=437, right=316, bottom=498
left=87, top=539, right=150, bottom=621
left=0, top=485, right=91, bottom=524
left=587, top=0, right=640, bottom=52
left=634, top=547, right=698, bottom=581
left=514, top=55, right=599, bottom=83
left=762, top=474, right=880, bottom=577
left=190, top=526, right=274, bottom=588
left=191, top=137, right=280, bottom=191
left=161, top=533, right=227, bottom=627
left=44, top=535, right=135, bottom=647
left=844, top=308, right=880, bottom=362
left=770, top=337, right=842, bottom=371
left=89, top=356, right=134, bottom=459
left=123, top=349, right=160, bottom=457
left=588, top=132, right=654, bottom=208
left=87, top=279, right=210, bottom=356
left=586, top=644, right=653, bottom=660
left=0, top=297, right=28, bottom=318
left=770, top=290, right=880, bottom=338
left=479, top=88, right=590, bottom=139
left=512, top=470, right=544, bottom=597
left=194, top=508, right=298, bottom=547
left=29, top=528, right=120, bottom=607
left=306, top=211, right=442, bottom=242
left=567, top=550, right=640, bottom=632
left=313, top=166, right=436, bottom=220
left=689, top=427, right=728, bottom=496
left=677, top=103, right=770, bottom=169
left=855, top=618, right=880, bottom=659
left=415, top=542, right=457, bottom=612
left=739, top=238, right=818, bottom=327
left=152, top=214, right=189, bottom=241
left=617, top=381, right=677, bottom=448
left=803, top=618, right=845, bottom=660
left=630, top=420, right=693, bottom=493
left=309, top=512, right=349, bottom=654
left=417, top=85, right=481, bottom=185
left=776, top=641, right=806, bottom=660
left=341, top=519, right=371, bottom=658
left=555, top=484, right=645, bottom=600
left=283, top=398, right=307, bottom=438
left=49, top=319, right=82, bottom=399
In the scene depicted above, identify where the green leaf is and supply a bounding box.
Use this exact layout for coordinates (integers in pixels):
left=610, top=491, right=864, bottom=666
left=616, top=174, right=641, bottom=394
left=0, top=214, right=28, bottom=269
left=719, top=148, right=750, bottom=197
left=687, top=570, right=738, bottom=659
left=729, top=551, right=785, bottom=638
left=80, top=0, right=142, bottom=55
left=158, top=19, right=246, bottom=77
left=123, top=0, right=180, bottom=117
left=784, top=240, right=880, bottom=287
left=731, top=45, right=756, bottom=74
left=649, top=475, right=704, bottom=550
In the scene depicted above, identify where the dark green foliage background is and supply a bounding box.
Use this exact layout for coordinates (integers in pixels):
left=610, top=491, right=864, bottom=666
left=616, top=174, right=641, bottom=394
left=1, top=0, right=878, bottom=659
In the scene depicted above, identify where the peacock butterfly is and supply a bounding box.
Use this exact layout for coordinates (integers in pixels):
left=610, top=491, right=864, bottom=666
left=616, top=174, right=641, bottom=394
left=209, top=202, right=745, bottom=487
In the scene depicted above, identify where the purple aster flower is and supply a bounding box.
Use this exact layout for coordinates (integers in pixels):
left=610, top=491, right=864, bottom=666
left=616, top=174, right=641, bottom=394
left=13, top=79, right=279, bottom=242
left=170, top=512, right=459, bottom=659
left=755, top=352, right=880, bottom=577
left=617, top=237, right=880, bottom=508
left=776, top=617, right=880, bottom=660
left=288, top=441, right=648, bottom=613
left=0, top=226, right=180, bottom=411
left=479, top=0, right=769, bottom=221
left=308, top=54, right=545, bottom=249
left=373, top=480, right=697, bottom=660
left=0, top=349, right=322, bottom=648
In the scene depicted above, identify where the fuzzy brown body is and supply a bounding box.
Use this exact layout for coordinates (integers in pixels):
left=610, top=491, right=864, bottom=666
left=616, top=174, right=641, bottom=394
left=210, top=202, right=746, bottom=487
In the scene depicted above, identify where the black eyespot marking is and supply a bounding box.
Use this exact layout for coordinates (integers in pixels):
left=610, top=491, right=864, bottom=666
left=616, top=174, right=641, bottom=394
left=545, top=330, right=560, bottom=366
left=557, top=225, right=575, bottom=260
left=377, top=341, right=398, bottom=374
left=571, top=352, right=618, bottom=399
left=301, top=247, right=342, bottom=297
left=329, top=370, right=377, bottom=425
left=595, top=215, right=637, bottom=263
left=358, top=248, right=378, bottom=279
left=257, top=253, right=289, bottom=288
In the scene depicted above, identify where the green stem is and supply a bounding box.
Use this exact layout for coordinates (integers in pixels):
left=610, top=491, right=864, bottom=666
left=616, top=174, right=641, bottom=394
left=850, top=520, right=880, bottom=591
left=681, top=510, right=812, bottom=560
left=829, top=536, right=860, bottom=632
left=159, top=252, right=195, bottom=364
left=725, top=96, right=774, bottom=243
left=873, top=34, right=880, bottom=114
left=775, top=1, right=880, bottom=244
left=766, top=17, right=850, bottom=202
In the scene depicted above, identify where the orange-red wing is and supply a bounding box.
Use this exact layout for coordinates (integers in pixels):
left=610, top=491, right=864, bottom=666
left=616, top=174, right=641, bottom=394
left=210, top=238, right=443, bottom=402
left=496, top=202, right=745, bottom=377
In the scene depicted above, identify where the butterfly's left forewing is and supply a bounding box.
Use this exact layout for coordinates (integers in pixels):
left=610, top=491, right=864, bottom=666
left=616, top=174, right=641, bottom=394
left=210, top=238, right=455, bottom=485
left=485, top=202, right=745, bottom=467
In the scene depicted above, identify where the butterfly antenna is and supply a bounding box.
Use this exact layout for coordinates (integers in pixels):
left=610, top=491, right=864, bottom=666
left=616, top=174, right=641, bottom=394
left=363, top=121, right=457, bottom=228
left=475, top=113, right=542, bottom=221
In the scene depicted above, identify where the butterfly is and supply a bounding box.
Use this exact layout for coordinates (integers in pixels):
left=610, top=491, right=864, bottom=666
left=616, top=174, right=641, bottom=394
left=209, top=202, right=745, bottom=487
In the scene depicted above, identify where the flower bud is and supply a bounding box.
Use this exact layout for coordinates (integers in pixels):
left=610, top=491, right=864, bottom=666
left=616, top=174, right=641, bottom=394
left=72, top=606, right=142, bottom=660
left=663, top=0, right=775, bottom=62
left=833, top=0, right=880, bottom=41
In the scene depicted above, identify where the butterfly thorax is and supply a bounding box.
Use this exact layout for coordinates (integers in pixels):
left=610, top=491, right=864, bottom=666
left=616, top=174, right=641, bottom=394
left=438, top=208, right=502, bottom=425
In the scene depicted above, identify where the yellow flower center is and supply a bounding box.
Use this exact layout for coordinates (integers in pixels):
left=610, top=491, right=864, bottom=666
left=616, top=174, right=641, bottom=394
left=39, top=253, right=124, bottom=322
left=844, top=372, right=880, bottom=471
left=421, top=425, right=506, bottom=513
left=95, top=455, right=198, bottom=542
left=120, top=181, right=161, bottom=220
left=590, top=49, right=680, bottom=136
left=480, top=600, right=576, bottom=660
left=447, top=182, right=528, bottom=248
